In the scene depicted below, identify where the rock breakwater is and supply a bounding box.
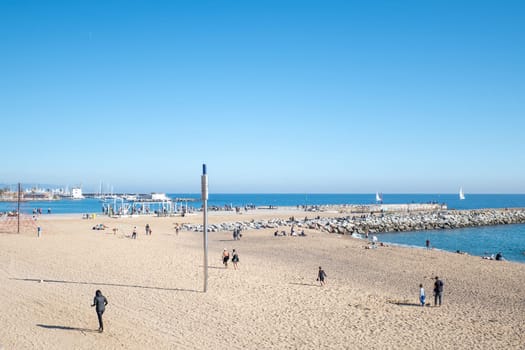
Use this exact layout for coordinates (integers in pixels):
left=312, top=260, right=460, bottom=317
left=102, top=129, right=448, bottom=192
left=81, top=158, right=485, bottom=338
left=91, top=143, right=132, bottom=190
left=181, top=208, right=525, bottom=235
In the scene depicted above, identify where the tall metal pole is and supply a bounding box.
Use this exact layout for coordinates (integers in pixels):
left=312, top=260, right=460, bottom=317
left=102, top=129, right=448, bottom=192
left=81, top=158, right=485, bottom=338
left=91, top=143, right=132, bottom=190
left=17, top=183, right=21, bottom=233
left=201, top=164, right=209, bottom=292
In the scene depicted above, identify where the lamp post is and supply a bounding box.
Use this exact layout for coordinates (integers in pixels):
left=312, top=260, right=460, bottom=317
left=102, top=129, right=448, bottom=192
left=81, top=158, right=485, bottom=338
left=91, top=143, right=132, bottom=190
left=201, top=164, right=209, bottom=292
left=17, top=183, right=21, bottom=233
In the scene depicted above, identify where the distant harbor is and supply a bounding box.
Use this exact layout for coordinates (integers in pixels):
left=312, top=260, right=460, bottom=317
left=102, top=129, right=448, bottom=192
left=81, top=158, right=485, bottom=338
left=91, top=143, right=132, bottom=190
left=0, top=186, right=84, bottom=201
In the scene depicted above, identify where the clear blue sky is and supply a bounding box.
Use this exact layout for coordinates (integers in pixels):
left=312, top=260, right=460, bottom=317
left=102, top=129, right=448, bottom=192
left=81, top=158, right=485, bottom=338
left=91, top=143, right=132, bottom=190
left=1, top=0, right=524, bottom=193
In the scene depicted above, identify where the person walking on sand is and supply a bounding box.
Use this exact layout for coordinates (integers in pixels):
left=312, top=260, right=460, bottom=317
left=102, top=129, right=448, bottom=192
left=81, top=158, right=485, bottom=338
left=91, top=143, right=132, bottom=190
left=131, top=226, right=137, bottom=239
left=91, top=290, right=108, bottom=333
left=145, top=224, right=150, bottom=235
left=222, top=248, right=230, bottom=268
left=434, top=276, right=444, bottom=306
left=317, top=266, right=327, bottom=286
left=419, top=283, right=426, bottom=307
left=232, top=249, right=239, bottom=270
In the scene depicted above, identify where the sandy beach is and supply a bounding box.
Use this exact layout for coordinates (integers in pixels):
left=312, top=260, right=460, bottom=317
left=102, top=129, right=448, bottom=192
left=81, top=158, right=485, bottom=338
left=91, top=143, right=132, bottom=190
left=1, top=210, right=524, bottom=349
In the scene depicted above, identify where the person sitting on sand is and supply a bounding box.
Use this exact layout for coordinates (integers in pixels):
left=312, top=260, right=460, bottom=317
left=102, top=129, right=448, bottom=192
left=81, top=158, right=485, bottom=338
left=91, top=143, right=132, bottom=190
left=495, top=252, right=504, bottom=261
left=222, top=248, right=230, bottom=268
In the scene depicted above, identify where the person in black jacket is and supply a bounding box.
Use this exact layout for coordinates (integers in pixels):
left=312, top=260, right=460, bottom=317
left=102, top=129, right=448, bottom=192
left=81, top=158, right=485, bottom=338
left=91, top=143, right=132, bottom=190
left=433, top=277, right=444, bottom=306
left=317, top=266, right=327, bottom=286
left=91, top=290, right=108, bottom=332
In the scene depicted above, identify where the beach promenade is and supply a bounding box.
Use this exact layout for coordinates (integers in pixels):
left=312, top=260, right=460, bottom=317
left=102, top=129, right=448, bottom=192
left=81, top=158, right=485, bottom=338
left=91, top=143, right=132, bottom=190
left=0, top=210, right=524, bottom=349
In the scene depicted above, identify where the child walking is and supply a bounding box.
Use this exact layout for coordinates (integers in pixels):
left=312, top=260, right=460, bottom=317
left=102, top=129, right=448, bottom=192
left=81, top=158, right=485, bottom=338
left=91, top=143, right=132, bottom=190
left=419, top=283, right=426, bottom=307
left=317, top=266, right=327, bottom=286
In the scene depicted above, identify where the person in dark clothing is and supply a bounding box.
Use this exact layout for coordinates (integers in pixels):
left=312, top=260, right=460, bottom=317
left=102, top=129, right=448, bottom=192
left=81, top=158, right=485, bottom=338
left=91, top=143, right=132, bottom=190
left=433, top=277, right=444, bottom=306
left=222, top=249, right=230, bottom=268
left=91, top=290, right=108, bottom=332
left=317, top=266, right=327, bottom=286
left=232, top=249, right=239, bottom=270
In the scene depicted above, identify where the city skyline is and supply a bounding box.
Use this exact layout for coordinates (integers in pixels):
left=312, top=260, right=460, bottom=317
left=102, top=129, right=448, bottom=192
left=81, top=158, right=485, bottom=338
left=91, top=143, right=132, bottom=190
left=1, top=1, right=524, bottom=194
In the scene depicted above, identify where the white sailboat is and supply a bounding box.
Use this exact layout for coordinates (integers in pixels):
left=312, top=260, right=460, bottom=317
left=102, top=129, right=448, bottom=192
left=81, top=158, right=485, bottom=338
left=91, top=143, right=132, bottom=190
left=375, top=192, right=383, bottom=203
left=459, top=187, right=465, bottom=200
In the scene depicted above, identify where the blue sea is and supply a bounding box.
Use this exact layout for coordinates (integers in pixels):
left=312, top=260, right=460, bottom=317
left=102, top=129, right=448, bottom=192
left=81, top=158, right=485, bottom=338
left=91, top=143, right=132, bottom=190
left=2, top=193, right=524, bottom=263
left=375, top=224, right=525, bottom=264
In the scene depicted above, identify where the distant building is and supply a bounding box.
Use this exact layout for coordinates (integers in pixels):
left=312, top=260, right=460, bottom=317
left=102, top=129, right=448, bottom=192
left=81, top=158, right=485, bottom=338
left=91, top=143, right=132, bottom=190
left=71, top=187, right=84, bottom=199
left=23, top=187, right=54, bottom=200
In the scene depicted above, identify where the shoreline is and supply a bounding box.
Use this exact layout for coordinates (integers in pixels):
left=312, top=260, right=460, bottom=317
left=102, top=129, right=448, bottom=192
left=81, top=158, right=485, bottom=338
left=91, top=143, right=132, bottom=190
left=6, top=207, right=524, bottom=263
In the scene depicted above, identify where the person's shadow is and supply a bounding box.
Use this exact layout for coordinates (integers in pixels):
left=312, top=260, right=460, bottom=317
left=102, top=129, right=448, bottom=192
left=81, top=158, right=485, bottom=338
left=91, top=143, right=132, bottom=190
left=36, top=324, right=98, bottom=333
left=387, top=300, right=427, bottom=307
left=289, top=282, right=319, bottom=287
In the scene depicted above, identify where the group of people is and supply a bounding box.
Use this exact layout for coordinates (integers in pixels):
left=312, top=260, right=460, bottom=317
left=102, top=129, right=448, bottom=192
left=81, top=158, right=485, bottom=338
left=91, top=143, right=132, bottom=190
left=418, top=276, right=444, bottom=307
left=32, top=208, right=51, bottom=215
left=87, top=224, right=455, bottom=336
left=232, top=227, right=242, bottom=240
left=130, top=224, right=153, bottom=239
left=482, top=252, right=505, bottom=261
left=222, top=248, right=240, bottom=269
left=273, top=229, right=307, bottom=237
left=92, top=223, right=108, bottom=230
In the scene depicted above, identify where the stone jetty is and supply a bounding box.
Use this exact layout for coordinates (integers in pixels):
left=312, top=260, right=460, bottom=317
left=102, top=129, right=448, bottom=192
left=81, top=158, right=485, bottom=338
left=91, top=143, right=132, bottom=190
left=181, top=208, right=525, bottom=235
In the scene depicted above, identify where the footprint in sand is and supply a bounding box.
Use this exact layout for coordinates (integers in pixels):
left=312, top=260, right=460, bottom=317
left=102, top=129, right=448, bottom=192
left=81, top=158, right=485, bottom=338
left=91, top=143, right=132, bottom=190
left=348, top=303, right=371, bottom=311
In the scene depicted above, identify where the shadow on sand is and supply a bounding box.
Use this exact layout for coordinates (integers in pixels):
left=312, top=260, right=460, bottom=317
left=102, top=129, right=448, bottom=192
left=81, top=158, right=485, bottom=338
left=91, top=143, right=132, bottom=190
left=36, top=324, right=97, bottom=333
left=11, top=278, right=201, bottom=293
left=199, top=265, right=227, bottom=270
left=388, top=300, right=428, bottom=307
left=289, top=282, right=320, bottom=287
